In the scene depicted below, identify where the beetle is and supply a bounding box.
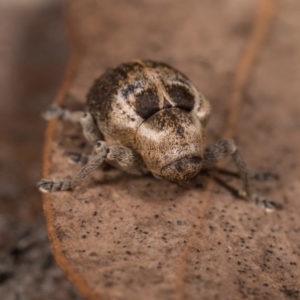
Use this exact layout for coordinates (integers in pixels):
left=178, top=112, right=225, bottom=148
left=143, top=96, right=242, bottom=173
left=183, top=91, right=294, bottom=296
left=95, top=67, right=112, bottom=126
left=37, top=60, right=278, bottom=210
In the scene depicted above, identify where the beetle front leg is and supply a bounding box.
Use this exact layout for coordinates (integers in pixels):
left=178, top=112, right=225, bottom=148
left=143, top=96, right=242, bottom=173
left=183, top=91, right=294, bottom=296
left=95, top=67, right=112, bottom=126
left=106, top=145, right=149, bottom=176
left=37, top=142, right=149, bottom=193
left=64, top=144, right=149, bottom=172
left=37, top=141, right=108, bottom=192
left=203, top=140, right=250, bottom=197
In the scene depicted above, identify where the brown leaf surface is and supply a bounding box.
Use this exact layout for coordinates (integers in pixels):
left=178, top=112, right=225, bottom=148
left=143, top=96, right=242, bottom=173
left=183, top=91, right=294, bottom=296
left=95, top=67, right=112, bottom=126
left=42, top=0, right=300, bottom=299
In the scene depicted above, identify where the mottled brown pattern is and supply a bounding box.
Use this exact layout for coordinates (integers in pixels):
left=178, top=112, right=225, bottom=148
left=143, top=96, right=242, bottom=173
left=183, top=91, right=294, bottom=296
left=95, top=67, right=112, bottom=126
left=161, top=156, right=203, bottom=183
left=136, top=108, right=204, bottom=180
left=135, top=87, right=160, bottom=119
left=87, top=61, right=142, bottom=122
left=163, top=97, right=173, bottom=109
left=164, top=83, right=195, bottom=111
left=86, top=60, right=206, bottom=148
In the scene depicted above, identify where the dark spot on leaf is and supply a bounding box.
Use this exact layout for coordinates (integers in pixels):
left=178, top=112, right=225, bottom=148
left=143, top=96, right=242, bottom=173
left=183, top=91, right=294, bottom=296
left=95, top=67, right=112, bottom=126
left=177, top=220, right=184, bottom=225
left=105, top=282, right=115, bottom=287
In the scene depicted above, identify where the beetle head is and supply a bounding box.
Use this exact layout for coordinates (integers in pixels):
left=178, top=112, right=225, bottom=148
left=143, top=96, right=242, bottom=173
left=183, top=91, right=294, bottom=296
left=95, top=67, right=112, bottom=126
left=137, top=108, right=205, bottom=185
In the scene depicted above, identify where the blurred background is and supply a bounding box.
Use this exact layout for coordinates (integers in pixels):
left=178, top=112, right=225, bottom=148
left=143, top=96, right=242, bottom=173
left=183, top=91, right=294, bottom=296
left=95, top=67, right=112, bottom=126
left=0, top=0, right=82, bottom=298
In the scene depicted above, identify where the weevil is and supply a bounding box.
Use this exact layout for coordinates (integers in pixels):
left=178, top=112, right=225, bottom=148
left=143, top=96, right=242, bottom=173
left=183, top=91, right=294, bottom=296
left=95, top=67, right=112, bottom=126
left=37, top=60, right=279, bottom=211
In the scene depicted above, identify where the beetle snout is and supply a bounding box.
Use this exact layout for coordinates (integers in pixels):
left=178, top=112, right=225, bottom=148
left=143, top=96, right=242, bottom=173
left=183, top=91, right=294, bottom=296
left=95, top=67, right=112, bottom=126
left=160, top=156, right=202, bottom=185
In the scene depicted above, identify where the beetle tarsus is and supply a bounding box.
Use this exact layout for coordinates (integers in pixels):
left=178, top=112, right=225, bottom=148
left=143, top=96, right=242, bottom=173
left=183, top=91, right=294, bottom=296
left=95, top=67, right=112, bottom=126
left=37, top=179, right=72, bottom=193
left=250, top=193, right=282, bottom=212
left=251, top=171, right=279, bottom=181
left=42, top=105, right=84, bottom=123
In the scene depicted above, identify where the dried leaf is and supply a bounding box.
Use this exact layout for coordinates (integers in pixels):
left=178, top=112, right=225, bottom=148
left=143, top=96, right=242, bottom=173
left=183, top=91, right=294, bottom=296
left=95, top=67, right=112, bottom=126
left=42, top=0, right=300, bottom=299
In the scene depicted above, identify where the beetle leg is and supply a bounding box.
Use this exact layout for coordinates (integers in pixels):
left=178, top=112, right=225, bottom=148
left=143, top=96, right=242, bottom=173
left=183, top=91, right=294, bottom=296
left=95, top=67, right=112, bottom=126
left=37, top=142, right=150, bottom=193
left=37, top=141, right=108, bottom=192
left=79, top=112, right=102, bottom=145
left=42, top=105, right=84, bottom=123
left=202, top=139, right=250, bottom=197
left=42, top=106, right=103, bottom=145
left=208, top=167, right=279, bottom=182
left=105, top=145, right=149, bottom=176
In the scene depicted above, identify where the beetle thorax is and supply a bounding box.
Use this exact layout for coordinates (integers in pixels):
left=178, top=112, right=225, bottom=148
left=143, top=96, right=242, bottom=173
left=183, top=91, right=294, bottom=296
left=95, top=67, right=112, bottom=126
left=136, top=108, right=204, bottom=184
